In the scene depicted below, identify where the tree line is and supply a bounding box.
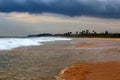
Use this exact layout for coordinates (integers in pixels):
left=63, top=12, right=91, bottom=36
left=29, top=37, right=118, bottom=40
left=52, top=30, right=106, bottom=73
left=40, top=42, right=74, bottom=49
left=58, top=30, right=120, bottom=38
left=27, top=30, right=120, bottom=38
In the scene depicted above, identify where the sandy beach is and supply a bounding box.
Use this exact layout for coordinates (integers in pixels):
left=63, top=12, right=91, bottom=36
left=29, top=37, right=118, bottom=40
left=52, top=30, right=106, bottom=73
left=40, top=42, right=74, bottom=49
left=0, top=38, right=120, bottom=80
left=56, top=61, right=120, bottom=80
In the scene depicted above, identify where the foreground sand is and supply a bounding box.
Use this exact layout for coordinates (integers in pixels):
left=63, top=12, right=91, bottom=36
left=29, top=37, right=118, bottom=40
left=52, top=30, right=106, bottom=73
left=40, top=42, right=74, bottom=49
left=0, top=38, right=120, bottom=80
left=56, top=62, right=120, bottom=80
left=56, top=38, right=120, bottom=80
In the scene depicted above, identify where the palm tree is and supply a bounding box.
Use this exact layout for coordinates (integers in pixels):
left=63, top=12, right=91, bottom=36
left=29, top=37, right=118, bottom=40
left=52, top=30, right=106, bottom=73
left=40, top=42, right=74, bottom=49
left=76, top=32, right=78, bottom=34
left=85, top=29, right=89, bottom=34
left=105, top=31, right=108, bottom=35
left=92, top=30, right=97, bottom=34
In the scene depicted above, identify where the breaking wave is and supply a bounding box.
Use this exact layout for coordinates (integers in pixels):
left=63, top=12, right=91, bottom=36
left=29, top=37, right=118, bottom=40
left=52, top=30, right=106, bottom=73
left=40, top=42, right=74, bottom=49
left=0, top=37, right=71, bottom=50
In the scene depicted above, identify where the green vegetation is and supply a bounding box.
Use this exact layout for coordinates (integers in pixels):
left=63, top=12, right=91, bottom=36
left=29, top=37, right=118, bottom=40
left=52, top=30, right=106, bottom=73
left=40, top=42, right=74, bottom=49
left=60, top=30, right=120, bottom=38
left=27, top=30, right=120, bottom=38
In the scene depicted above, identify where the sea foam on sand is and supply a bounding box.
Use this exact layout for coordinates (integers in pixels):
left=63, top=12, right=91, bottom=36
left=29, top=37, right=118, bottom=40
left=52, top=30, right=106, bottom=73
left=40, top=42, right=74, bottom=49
left=0, top=37, right=71, bottom=50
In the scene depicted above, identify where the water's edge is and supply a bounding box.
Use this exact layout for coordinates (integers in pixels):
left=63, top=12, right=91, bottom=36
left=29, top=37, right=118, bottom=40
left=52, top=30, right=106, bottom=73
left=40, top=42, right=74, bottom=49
left=0, top=37, right=71, bottom=50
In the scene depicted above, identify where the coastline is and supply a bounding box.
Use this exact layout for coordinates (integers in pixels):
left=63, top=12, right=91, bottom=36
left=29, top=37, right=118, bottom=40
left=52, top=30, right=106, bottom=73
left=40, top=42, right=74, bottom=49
left=56, top=61, right=120, bottom=80
left=0, top=38, right=119, bottom=80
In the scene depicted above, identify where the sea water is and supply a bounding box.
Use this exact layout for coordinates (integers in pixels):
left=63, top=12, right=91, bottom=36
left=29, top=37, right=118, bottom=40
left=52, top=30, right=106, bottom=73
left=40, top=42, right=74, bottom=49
left=0, top=37, right=71, bottom=50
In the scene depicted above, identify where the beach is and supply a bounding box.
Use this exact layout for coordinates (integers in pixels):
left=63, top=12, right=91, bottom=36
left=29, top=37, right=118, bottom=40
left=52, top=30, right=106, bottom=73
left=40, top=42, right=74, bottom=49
left=0, top=38, right=120, bottom=80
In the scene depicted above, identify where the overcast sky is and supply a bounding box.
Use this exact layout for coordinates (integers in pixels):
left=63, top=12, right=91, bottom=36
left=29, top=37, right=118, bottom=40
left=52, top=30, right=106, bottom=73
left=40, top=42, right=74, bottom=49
left=0, top=0, right=120, bottom=36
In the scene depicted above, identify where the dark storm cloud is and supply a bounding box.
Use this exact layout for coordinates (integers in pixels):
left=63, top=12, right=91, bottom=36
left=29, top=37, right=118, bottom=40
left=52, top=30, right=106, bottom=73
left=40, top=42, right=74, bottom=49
left=0, top=0, right=120, bottom=18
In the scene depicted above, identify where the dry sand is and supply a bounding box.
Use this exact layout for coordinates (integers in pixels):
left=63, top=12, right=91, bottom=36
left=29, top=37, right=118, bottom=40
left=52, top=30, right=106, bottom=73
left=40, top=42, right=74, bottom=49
left=0, top=38, right=119, bottom=80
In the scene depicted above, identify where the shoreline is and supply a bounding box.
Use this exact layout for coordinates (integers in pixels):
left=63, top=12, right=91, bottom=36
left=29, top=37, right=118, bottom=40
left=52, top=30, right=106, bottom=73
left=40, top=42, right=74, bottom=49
left=0, top=38, right=119, bottom=80
left=56, top=61, right=120, bottom=80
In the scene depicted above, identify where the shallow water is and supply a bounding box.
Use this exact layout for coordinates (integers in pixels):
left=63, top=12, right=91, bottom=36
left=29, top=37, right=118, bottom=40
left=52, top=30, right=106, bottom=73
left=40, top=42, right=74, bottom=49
left=0, top=38, right=119, bottom=80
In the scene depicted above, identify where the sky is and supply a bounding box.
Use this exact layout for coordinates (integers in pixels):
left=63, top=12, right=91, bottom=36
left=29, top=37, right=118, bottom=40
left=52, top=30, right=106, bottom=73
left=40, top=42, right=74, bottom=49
left=0, top=0, right=120, bottom=36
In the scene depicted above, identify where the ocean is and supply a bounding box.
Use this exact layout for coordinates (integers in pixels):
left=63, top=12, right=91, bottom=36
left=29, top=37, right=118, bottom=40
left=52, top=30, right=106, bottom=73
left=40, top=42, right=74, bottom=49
left=0, top=37, right=71, bottom=50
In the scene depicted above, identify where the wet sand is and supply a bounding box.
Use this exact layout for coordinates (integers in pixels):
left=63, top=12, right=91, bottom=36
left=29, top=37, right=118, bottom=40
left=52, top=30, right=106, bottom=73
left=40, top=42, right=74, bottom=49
left=57, top=62, right=120, bottom=80
left=57, top=38, right=120, bottom=80
left=0, top=38, right=120, bottom=80
left=75, top=43, right=96, bottom=48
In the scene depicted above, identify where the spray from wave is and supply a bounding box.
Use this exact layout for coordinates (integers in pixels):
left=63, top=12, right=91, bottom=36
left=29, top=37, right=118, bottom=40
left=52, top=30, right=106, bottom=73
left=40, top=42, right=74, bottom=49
left=0, top=37, right=71, bottom=50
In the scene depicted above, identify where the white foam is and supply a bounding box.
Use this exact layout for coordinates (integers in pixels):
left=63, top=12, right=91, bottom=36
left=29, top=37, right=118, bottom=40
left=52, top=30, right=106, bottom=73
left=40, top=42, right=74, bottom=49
left=0, top=37, right=71, bottom=50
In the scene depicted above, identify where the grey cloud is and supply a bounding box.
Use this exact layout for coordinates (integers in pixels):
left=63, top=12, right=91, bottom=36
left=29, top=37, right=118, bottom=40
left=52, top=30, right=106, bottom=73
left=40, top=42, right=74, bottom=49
left=0, top=0, right=120, bottom=18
